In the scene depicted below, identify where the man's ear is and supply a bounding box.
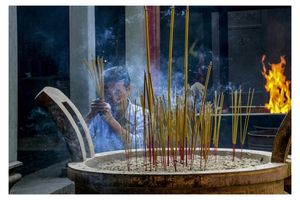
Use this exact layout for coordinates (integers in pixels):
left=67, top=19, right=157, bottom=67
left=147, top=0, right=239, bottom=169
left=126, top=85, right=131, bottom=93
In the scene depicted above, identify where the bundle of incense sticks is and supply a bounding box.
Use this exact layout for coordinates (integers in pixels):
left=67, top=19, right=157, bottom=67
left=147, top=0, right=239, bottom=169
left=213, top=91, right=224, bottom=159
left=120, top=99, right=132, bottom=171
left=203, top=103, right=212, bottom=168
left=231, top=89, right=242, bottom=161
left=124, top=6, right=258, bottom=172
left=134, top=100, right=138, bottom=168
left=239, top=88, right=255, bottom=158
left=140, top=6, right=215, bottom=171
left=190, top=93, right=199, bottom=169
left=231, top=89, right=255, bottom=161
left=83, top=56, right=105, bottom=99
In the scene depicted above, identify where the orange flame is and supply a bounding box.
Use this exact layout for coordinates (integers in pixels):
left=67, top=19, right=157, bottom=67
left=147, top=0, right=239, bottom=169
left=261, top=55, right=291, bottom=113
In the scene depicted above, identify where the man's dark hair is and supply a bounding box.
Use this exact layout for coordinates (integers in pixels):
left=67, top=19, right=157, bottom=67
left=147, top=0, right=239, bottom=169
left=104, top=66, right=131, bottom=88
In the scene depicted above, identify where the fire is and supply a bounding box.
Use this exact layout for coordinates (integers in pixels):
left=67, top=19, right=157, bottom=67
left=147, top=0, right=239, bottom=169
left=261, top=55, right=291, bottom=113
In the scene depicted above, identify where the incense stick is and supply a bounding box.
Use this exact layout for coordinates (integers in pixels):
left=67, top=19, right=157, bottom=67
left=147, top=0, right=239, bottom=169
left=183, top=6, right=190, bottom=167
left=83, top=56, right=105, bottom=99
left=240, top=88, right=255, bottom=158
left=167, top=6, right=175, bottom=167
left=231, top=89, right=242, bottom=161
left=137, top=5, right=240, bottom=172
left=213, top=92, right=224, bottom=159
left=144, top=6, right=151, bottom=75
left=134, top=99, right=138, bottom=168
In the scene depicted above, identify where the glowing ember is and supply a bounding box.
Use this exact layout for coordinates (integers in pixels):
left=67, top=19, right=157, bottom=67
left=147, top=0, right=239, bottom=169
left=261, top=55, right=291, bottom=113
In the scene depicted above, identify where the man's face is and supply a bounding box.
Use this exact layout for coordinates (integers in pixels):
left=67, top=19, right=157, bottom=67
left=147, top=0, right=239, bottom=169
left=104, top=81, right=130, bottom=107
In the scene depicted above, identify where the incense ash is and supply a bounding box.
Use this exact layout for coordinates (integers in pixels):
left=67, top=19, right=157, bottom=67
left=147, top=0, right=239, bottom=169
left=96, top=153, right=266, bottom=173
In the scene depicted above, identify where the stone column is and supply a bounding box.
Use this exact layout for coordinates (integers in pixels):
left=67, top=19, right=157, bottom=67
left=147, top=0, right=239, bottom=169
left=125, top=6, right=147, bottom=99
left=69, top=6, right=96, bottom=116
left=9, top=6, right=18, bottom=163
left=211, top=12, right=220, bottom=84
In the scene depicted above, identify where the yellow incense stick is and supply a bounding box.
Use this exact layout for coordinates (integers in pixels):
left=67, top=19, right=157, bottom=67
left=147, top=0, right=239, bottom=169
left=83, top=56, right=105, bottom=99
left=144, top=6, right=151, bottom=75
left=216, top=93, right=224, bottom=148
left=184, top=6, right=189, bottom=95
left=167, top=7, right=175, bottom=161
left=213, top=91, right=218, bottom=147
left=241, top=88, right=255, bottom=145
left=183, top=6, right=190, bottom=162
left=168, top=6, right=175, bottom=108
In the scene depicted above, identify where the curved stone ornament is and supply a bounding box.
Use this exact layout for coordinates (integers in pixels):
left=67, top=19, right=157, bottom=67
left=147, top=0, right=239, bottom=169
left=271, top=111, right=291, bottom=163
left=35, top=87, right=95, bottom=162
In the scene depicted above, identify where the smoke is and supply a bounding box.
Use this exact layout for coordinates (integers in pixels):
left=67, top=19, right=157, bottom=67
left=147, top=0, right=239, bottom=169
left=96, top=26, right=116, bottom=47
left=26, top=107, right=56, bottom=134
left=21, top=106, right=66, bottom=150
left=93, top=6, right=260, bottom=110
left=160, top=6, right=186, bottom=20
left=95, top=6, right=126, bottom=68
left=32, top=30, right=55, bottom=51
